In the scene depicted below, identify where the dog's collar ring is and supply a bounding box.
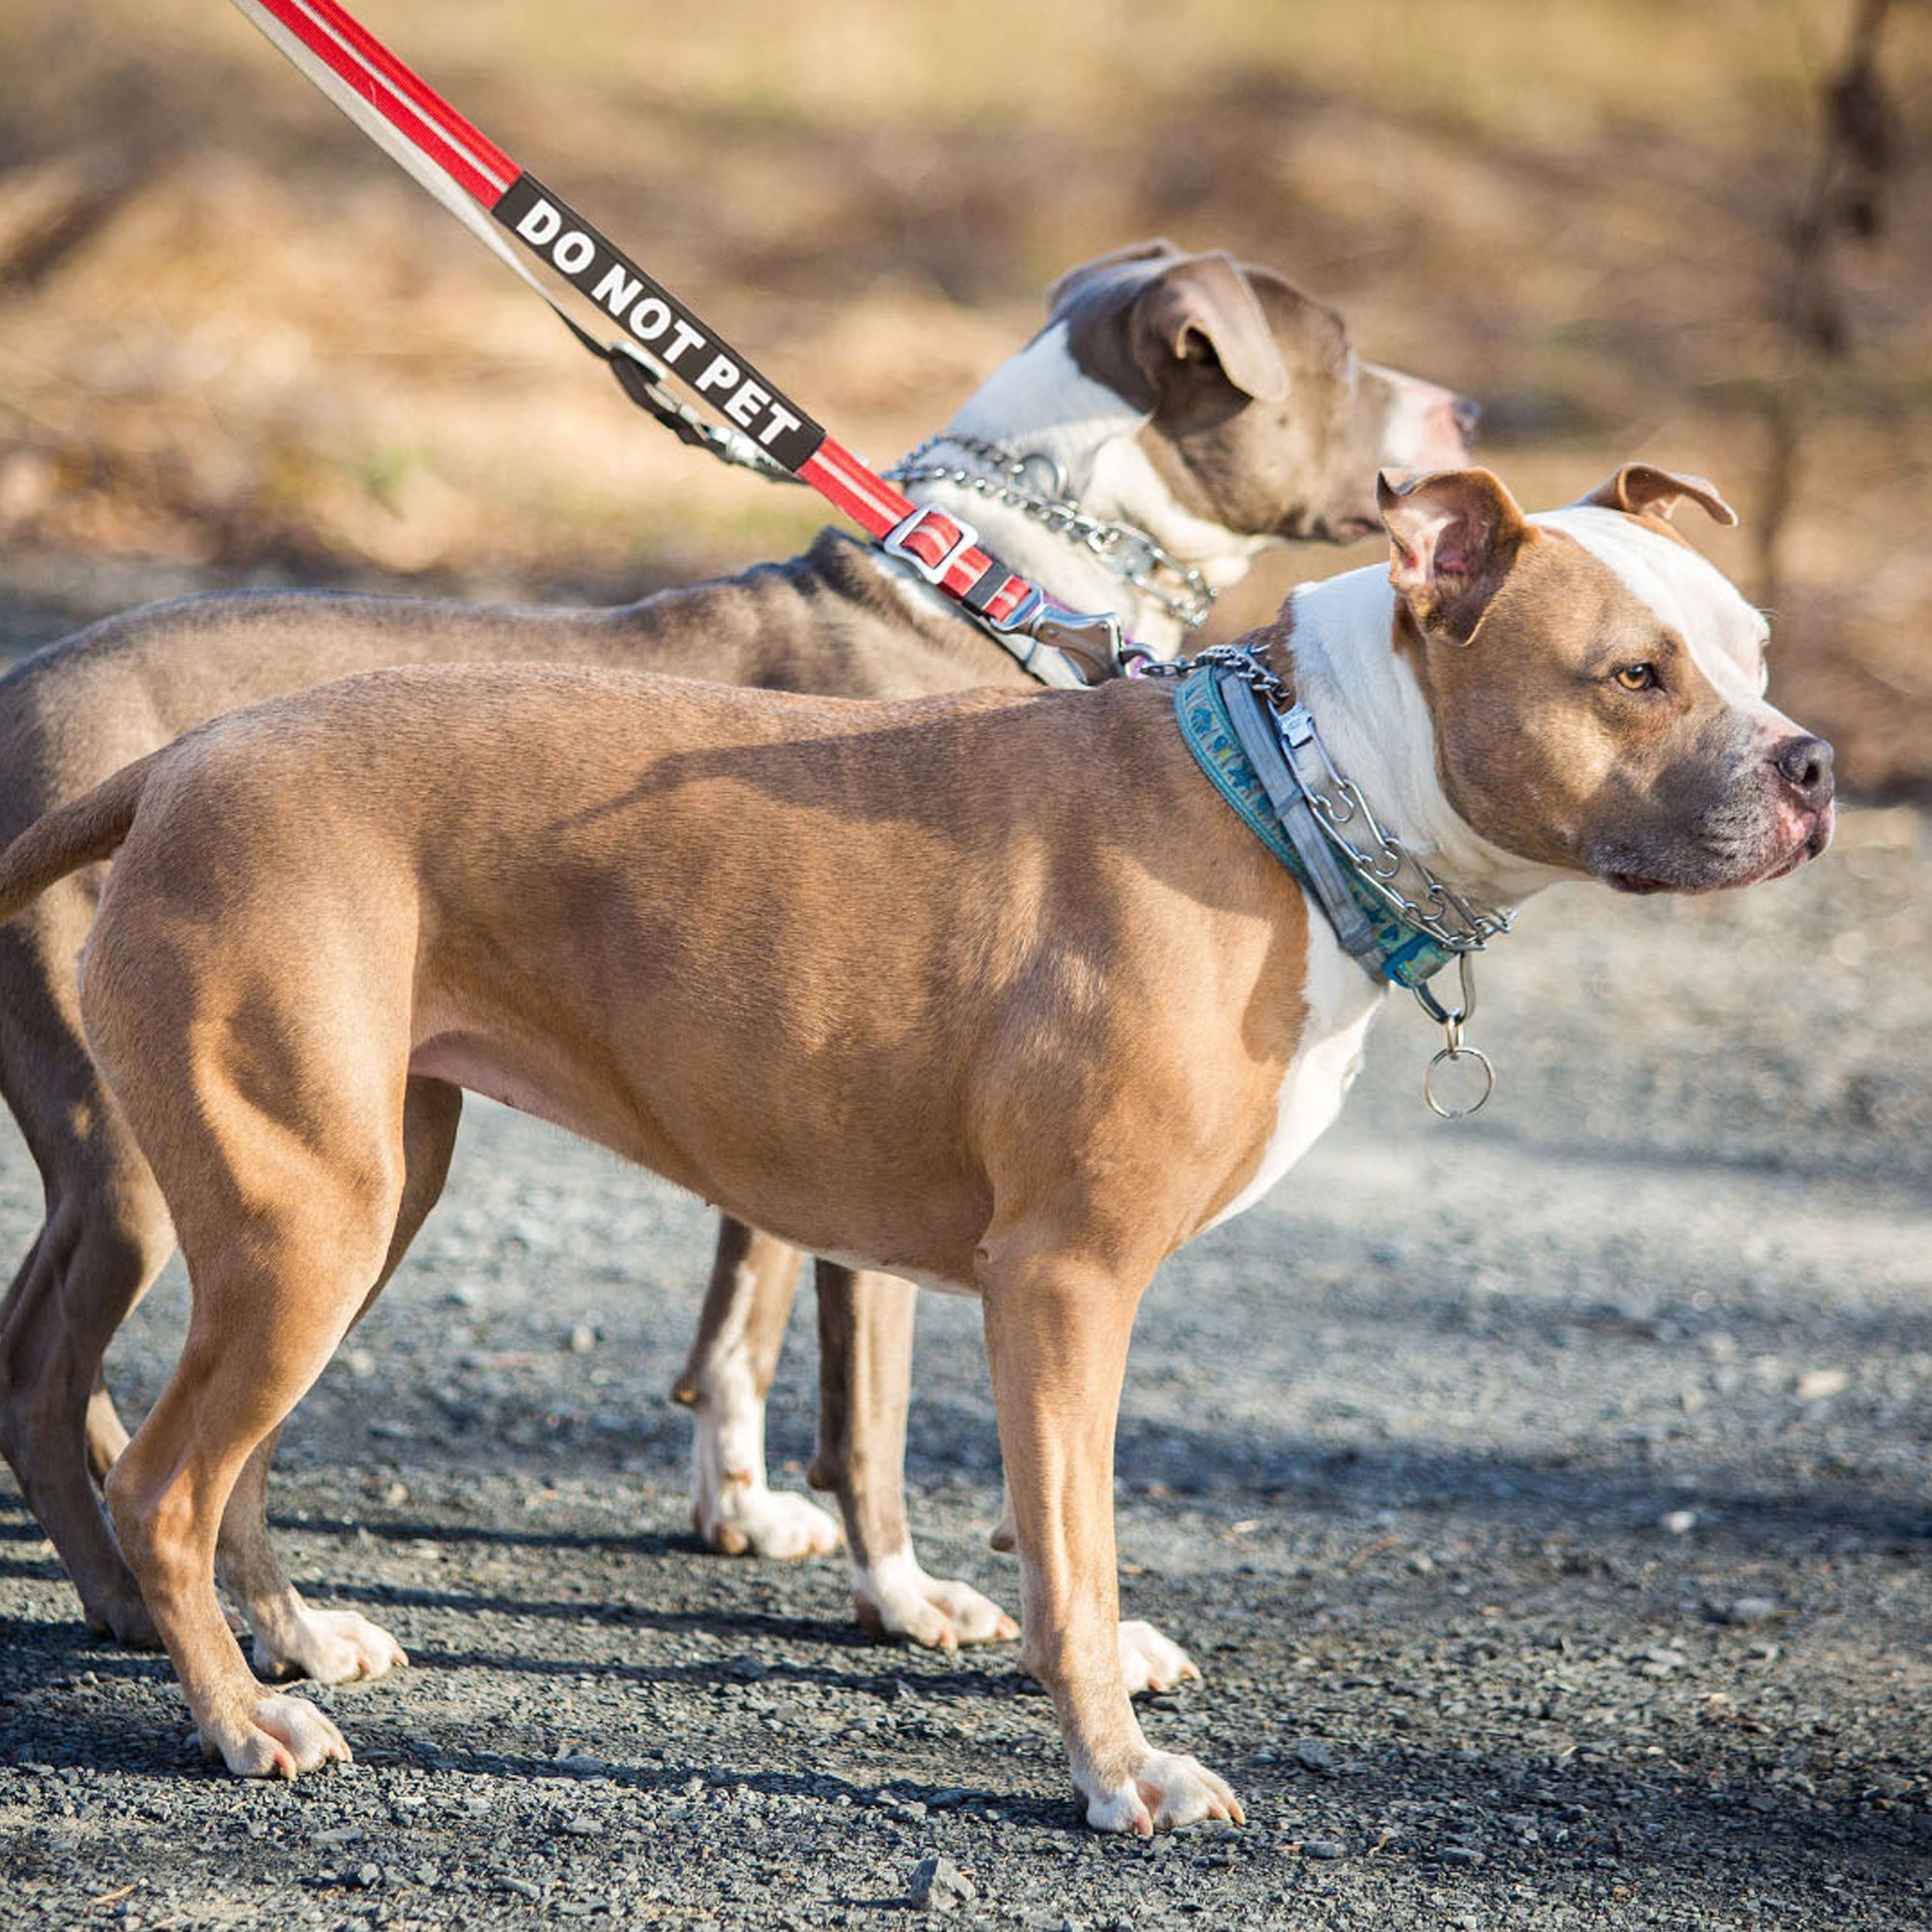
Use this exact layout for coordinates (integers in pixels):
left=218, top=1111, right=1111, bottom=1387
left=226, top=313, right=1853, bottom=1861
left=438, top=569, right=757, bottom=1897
left=1414, top=954, right=1493, bottom=1120
left=1424, top=1041, right=1495, bottom=1121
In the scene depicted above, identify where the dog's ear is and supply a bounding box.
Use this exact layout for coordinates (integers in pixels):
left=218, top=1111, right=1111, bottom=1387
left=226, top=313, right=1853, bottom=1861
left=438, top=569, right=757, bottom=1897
left=1127, top=251, right=1289, bottom=404
left=1378, top=467, right=1533, bottom=646
left=1044, top=239, right=1184, bottom=317
left=1054, top=245, right=1288, bottom=412
left=1577, top=463, right=1738, bottom=528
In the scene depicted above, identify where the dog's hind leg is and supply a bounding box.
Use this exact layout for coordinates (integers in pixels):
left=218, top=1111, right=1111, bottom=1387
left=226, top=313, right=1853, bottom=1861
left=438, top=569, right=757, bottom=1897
left=214, top=1077, right=462, bottom=1687
left=0, top=894, right=177, bottom=1646
left=100, top=1071, right=415, bottom=1774
left=106, top=1229, right=397, bottom=1775
left=810, top=1263, right=1016, bottom=1650
left=672, top=1217, right=841, bottom=1559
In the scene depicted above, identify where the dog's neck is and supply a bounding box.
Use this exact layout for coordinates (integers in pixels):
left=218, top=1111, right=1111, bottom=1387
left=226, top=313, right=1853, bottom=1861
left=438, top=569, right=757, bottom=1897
left=893, top=322, right=1273, bottom=656
left=1277, top=564, right=1581, bottom=912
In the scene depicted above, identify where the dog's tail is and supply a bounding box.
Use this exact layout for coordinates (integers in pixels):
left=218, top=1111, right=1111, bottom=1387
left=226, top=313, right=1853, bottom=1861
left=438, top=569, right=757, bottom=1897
left=0, top=751, right=164, bottom=926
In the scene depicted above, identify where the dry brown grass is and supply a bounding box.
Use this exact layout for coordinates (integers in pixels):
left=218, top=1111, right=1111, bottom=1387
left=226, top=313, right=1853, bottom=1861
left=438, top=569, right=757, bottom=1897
left=1, top=0, right=1928, bottom=789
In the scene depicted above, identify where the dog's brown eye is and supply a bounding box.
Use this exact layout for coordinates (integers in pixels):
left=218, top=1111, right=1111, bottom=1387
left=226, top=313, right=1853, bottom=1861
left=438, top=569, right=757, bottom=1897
left=1614, top=663, right=1658, bottom=692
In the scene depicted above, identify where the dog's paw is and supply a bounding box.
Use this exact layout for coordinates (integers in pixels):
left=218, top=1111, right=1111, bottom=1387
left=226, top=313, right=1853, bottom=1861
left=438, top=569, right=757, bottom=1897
left=695, top=1479, right=843, bottom=1561
left=203, top=1692, right=352, bottom=1778
left=1119, top=1619, right=1200, bottom=1696
left=1084, top=1749, right=1244, bottom=1835
left=253, top=1607, right=407, bottom=1686
left=854, top=1553, right=1018, bottom=1651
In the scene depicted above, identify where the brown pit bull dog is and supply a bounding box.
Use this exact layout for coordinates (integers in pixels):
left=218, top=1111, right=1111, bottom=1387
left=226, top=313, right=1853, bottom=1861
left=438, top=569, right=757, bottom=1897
left=0, top=240, right=1475, bottom=1677
left=0, top=463, right=1833, bottom=1828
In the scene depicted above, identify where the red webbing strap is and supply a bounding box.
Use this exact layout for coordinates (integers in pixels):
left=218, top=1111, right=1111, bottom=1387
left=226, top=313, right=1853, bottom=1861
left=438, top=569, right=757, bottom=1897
left=229, top=0, right=1095, bottom=662
left=800, top=441, right=1037, bottom=624
left=247, top=0, right=517, bottom=203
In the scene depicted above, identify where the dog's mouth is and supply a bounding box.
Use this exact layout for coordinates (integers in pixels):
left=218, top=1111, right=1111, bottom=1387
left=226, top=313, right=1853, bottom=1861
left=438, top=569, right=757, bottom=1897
left=1603, top=805, right=1834, bottom=896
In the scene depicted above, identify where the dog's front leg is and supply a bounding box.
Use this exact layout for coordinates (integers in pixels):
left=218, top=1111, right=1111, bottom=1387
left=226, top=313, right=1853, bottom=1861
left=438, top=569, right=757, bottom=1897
left=980, top=1241, right=1242, bottom=1834
left=810, top=1263, right=1016, bottom=1650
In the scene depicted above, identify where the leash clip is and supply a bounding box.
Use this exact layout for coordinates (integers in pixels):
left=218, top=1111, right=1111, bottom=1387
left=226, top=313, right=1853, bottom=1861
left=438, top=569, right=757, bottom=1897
left=1413, top=953, right=1495, bottom=1121
left=975, top=594, right=1124, bottom=686
left=1019, top=607, right=1124, bottom=684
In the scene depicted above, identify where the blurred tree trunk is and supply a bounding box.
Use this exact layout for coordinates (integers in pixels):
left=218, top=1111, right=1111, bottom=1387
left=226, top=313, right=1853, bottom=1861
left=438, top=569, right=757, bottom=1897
left=1756, top=0, right=1900, bottom=606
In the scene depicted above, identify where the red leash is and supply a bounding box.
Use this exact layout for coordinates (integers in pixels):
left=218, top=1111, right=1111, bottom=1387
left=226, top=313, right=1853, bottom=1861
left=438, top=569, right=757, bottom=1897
left=227, top=0, right=1127, bottom=683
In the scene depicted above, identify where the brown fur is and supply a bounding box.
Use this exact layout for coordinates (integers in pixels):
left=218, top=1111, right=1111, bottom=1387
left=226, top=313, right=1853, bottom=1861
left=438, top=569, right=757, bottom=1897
left=0, top=463, right=1832, bottom=1827
left=0, top=666, right=1300, bottom=1820
left=0, top=245, right=1474, bottom=1662
left=1058, top=244, right=1457, bottom=544
left=1381, top=469, right=1830, bottom=893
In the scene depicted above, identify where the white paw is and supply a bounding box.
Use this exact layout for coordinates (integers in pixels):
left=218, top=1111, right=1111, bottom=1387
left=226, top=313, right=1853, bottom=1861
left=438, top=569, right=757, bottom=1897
left=696, top=1478, right=843, bottom=1560
left=254, top=1607, right=408, bottom=1686
left=854, top=1551, right=1018, bottom=1651
left=204, top=1692, right=352, bottom=1778
left=1085, top=1749, right=1244, bottom=1835
left=1119, top=1619, right=1200, bottom=1695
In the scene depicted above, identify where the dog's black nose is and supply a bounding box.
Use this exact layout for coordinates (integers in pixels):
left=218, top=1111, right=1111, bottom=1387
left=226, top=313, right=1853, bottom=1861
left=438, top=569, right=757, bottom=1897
left=1452, top=397, right=1482, bottom=445
left=1776, top=733, right=1834, bottom=804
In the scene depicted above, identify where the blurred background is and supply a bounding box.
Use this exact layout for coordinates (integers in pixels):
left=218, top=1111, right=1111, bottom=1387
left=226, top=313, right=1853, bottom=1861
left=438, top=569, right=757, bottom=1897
left=1, top=0, right=1927, bottom=792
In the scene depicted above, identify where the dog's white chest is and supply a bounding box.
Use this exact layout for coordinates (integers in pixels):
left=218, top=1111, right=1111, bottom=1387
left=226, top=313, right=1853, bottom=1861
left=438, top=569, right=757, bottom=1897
left=1209, top=912, right=1384, bottom=1230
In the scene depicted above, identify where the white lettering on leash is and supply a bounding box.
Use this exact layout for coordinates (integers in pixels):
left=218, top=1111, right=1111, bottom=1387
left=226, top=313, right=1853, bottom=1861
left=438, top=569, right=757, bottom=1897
left=723, top=381, right=770, bottom=430
left=514, top=198, right=563, bottom=246
left=496, top=178, right=816, bottom=462
left=758, top=402, right=804, bottom=448
left=630, top=298, right=671, bottom=342
left=593, top=265, right=644, bottom=317
left=662, top=319, right=707, bottom=369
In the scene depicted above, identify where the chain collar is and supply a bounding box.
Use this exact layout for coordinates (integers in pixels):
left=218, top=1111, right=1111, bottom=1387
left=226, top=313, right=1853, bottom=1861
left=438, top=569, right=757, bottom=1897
left=886, top=435, right=1218, bottom=635
left=1156, top=641, right=1512, bottom=1118
left=1145, top=642, right=1513, bottom=955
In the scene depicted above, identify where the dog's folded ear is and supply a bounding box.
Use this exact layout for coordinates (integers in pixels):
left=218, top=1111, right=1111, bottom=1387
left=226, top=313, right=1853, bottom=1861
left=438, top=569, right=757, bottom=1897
left=1378, top=467, right=1533, bottom=646
left=1127, top=252, right=1288, bottom=405
left=1043, top=239, right=1185, bottom=315
left=1053, top=243, right=1290, bottom=410
left=1577, top=464, right=1739, bottom=528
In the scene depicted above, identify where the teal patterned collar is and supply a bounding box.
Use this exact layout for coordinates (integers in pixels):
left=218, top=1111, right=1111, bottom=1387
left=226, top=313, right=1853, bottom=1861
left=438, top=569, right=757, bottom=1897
left=1173, top=664, right=1497, bottom=990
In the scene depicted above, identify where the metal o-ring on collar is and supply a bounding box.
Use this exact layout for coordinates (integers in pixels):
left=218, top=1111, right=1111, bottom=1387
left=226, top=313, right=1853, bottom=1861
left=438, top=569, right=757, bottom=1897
left=1424, top=1042, right=1495, bottom=1120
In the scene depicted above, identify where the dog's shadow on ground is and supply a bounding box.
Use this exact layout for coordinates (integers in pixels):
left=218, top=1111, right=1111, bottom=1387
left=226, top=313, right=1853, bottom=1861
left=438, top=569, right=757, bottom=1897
left=392, top=1632, right=1027, bottom=1704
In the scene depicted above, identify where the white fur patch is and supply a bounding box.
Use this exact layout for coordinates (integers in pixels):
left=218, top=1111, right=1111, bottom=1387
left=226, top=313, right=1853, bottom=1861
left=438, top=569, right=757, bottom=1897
left=1531, top=507, right=1773, bottom=704
left=1208, top=915, right=1383, bottom=1229
left=1362, top=360, right=1466, bottom=478
left=945, top=322, right=1145, bottom=496
left=940, top=324, right=1271, bottom=606
left=694, top=1259, right=769, bottom=1490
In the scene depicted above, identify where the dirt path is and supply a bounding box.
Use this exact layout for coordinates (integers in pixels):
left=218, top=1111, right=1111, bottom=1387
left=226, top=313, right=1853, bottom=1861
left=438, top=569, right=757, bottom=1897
left=2, top=597, right=1929, bottom=1928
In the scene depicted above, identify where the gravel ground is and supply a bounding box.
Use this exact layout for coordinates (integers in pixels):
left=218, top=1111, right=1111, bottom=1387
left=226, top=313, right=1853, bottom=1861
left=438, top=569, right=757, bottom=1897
left=2, top=588, right=1930, bottom=1929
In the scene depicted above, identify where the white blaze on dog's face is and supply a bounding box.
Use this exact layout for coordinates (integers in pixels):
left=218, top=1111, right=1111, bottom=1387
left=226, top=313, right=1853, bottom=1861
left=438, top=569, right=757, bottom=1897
left=1380, top=464, right=1835, bottom=895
